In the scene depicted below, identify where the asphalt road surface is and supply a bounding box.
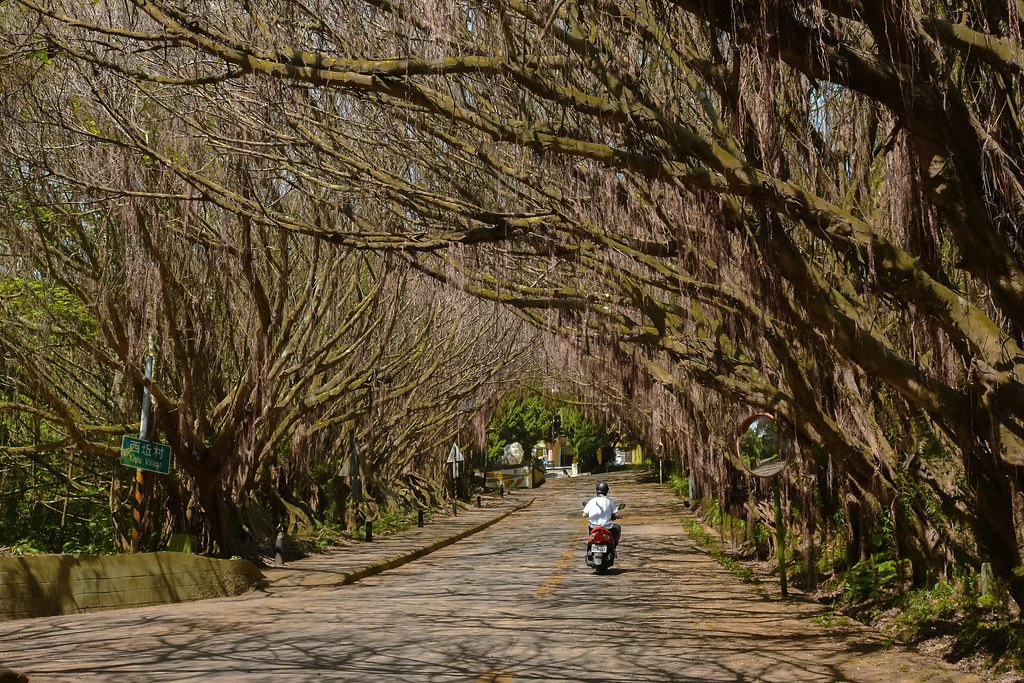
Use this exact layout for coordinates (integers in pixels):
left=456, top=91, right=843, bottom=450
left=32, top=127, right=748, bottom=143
left=0, top=471, right=979, bottom=682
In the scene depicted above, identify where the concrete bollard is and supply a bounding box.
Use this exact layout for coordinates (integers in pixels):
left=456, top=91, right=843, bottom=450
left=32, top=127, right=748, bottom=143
left=452, top=500, right=458, bottom=517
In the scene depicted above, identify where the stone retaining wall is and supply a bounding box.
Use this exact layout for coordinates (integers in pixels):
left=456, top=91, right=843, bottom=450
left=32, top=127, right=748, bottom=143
left=0, top=552, right=265, bottom=621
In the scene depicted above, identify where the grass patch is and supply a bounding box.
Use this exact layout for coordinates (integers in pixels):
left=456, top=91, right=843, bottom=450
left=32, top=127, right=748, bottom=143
left=345, top=506, right=436, bottom=542
left=948, top=621, right=1024, bottom=672
left=683, top=518, right=759, bottom=585
left=867, top=577, right=1024, bottom=675
left=661, top=472, right=1024, bottom=677
left=275, top=506, right=436, bottom=555
left=811, top=612, right=856, bottom=629
left=667, top=473, right=689, bottom=499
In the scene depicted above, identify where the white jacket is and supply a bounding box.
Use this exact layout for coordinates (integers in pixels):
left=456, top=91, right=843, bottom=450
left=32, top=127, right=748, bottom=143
left=583, top=495, right=618, bottom=526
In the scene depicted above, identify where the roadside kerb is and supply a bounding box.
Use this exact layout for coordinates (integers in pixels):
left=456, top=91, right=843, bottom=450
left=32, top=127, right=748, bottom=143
left=263, top=496, right=535, bottom=589
left=342, top=497, right=535, bottom=584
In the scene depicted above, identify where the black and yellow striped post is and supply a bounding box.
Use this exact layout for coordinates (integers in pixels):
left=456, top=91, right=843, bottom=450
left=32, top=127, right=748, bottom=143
left=131, top=469, right=144, bottom=553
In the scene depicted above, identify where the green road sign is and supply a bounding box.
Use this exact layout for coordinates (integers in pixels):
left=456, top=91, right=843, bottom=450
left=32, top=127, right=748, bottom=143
left=120, top=435, right=172, bottom=475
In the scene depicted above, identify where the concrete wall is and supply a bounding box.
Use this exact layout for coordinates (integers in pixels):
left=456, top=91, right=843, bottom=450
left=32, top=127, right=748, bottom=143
left=0, top=552, right=265, bottom=621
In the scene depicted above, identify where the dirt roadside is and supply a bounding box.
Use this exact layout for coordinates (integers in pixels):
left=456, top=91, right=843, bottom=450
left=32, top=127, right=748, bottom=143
left=673, top=493, right=1022, bottom=683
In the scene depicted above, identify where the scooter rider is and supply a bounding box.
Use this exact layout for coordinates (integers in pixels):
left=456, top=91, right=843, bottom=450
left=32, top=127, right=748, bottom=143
left=583, top=481, right=621, bottom=544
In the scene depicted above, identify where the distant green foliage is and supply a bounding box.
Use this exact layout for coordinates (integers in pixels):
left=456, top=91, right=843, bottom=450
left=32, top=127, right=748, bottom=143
left=0, top=277, right=98, bottom=342
left=737, top=417, right=780, bottom=470
left=484, top=396, right=614, bottom=472
left=560, top=408, right=606, bottom=470
left=0, top=453, right=119, bottom=556
left=0, top=276, right=115, bottom=556
left=486, top=395, right=553, bottom=465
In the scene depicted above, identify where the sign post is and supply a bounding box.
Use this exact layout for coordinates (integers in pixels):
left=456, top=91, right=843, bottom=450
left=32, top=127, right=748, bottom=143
left=446, top=443, right=464, bottom=516
left=128, top=353, right=154, bottom=552
left=349, top=442, right=362, bottom=502
left=349, top=441, right=363, bottom=528
left=447, top=443, right=464, bottom=479
left=119, top=350, right=175, bottom=552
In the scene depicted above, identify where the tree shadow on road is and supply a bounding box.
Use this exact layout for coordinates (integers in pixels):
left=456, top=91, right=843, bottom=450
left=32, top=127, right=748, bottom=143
left=588, top=568, right=628, bottom=576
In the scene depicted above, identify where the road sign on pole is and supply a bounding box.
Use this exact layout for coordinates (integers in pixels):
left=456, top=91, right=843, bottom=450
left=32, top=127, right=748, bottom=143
left=129, top=350, right=157, bottom=552
left=348, top=441, right=362, bottom=500
left=447, top=443, right=465, bottom=512
left=120, top=435, right=172, bottom=475
left=446, top=442, right=464, bottom=478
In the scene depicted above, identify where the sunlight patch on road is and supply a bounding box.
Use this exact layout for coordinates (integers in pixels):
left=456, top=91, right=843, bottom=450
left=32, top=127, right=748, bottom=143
left=476, top=671, right=513, bottom=683
left=534, top=519, right=588, bottom=598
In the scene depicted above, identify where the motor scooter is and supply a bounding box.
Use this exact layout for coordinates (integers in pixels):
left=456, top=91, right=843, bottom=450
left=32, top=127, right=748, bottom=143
left=585, top=503, right=624, bottom=573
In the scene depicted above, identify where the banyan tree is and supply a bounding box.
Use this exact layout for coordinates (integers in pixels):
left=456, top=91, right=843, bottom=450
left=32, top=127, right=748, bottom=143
left=1, top=0, right=1023, bottom=605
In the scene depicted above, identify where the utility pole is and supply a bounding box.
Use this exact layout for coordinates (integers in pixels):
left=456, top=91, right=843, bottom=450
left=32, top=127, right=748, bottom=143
left=131, top=352, right=155, bottom=553
left=773, top=478, right=788, bottom=597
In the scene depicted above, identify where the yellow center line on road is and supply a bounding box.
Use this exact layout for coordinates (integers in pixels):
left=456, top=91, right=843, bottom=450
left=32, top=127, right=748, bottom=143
left=534, top=519, right=588, bottom=598
left=479, top=520, right=590, bottom=681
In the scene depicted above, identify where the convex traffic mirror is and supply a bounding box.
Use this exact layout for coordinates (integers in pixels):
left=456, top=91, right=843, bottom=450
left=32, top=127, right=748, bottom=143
left=735, top=413, right=788, bottom=478
left=734, top=412, right=793, bottom=597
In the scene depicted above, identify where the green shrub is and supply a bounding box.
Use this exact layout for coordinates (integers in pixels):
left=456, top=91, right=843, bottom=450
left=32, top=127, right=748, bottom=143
left=667, top=473, right=689, bottom=498
left=842, top=556, right=899, bottom=602
left=346, top=507, right=418, bottom=541
left=10, top=539, right=44, bottom=555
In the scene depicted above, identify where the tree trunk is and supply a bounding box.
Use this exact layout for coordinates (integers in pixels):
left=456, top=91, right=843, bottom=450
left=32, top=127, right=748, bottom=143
left=195, top=476, right=238, bottom=558
left=964, top=446, right=1024, bottom=609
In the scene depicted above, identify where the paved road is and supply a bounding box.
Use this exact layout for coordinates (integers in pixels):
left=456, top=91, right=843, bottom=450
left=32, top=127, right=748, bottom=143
left=1, top=472, right=978, bottom=682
